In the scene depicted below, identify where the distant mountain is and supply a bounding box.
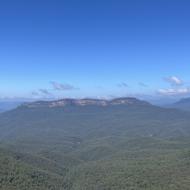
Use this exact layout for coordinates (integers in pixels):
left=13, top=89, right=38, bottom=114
left=168, top=97, right=190, bottom=111
left=1, top=97, right=190, bottom=189
left=0, top=97, right=190, bottom=148
left=22, top=97, right=150, bottom=108
left=0, top=101, right=22, bottom=112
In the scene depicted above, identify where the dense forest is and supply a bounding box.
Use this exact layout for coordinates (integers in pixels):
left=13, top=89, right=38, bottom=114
left=0, top=98, right=190, bottom=189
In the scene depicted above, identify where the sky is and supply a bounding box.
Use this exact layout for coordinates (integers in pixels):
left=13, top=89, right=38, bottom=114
left=0, top=0, right=190, bottom=101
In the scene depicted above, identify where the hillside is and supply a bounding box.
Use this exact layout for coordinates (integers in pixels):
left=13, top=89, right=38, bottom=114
left=23, top=97, right=150, bottom=108
left=1, top=137, right=190, bottom=190
left=0, top=146, right=66, bottom=190
left=0, top=101, right=22, bottom=113
left=1, top=97, right=190, bottom=189
left=168, top=97, right=190, bottom=111
left=1, top=98, right=190, bottom=144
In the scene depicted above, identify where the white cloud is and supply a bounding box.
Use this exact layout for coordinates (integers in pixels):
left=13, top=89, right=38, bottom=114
left=158, top=87, right=190, bottom=96
left=164, top=76, right=183, bottom=86
left=158, top=76, right=189, bottom=96
left=50, top=81, right=77, bottom=91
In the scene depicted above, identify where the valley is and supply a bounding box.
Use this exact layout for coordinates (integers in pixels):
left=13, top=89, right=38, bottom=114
left=0, top=98, right=190, bottom=189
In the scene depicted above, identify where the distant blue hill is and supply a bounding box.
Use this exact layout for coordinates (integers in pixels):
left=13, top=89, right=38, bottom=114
left=0, top=101, right=23, bottom=112
left=168, top=97, right=190, bottom=111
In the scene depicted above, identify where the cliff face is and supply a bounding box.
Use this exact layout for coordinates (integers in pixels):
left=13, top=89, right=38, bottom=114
left=23, top=97, right=150, bottom=108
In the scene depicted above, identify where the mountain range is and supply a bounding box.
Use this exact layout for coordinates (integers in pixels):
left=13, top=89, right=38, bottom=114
left=23, top=97, right=150, bottom=108
left=1, top=97, right=190, bottom=189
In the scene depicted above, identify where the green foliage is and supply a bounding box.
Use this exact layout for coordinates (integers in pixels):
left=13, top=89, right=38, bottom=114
left=0, top=103, right=190, bottom=189
left=0, top=148, right=66, bottom=190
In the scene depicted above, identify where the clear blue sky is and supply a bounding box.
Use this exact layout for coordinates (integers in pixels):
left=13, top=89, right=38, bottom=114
left=0, top=0, right=190, bottom=100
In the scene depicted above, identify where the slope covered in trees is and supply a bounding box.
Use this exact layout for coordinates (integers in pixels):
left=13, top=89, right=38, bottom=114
left=0, top=98, right=190, bottom=189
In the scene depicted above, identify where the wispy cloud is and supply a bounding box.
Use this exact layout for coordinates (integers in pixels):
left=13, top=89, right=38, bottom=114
left=39, top=89, right=52, bottom=95
left=158, top=88, right=190, bottom=96
left=50, top=81, right=78, bottom=91
left=164, top=76, right=183, bottom=86
left=138, top=82, right=148, bottom=87
left=157, top=76, right=188, bottom=96
left=32, top=89, right=52, bottom=98
left=31, top=91, right=40, bottom=96
left=117, top=82, right=129, bottom=88
left=31, top=81, right=78, bottom=99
